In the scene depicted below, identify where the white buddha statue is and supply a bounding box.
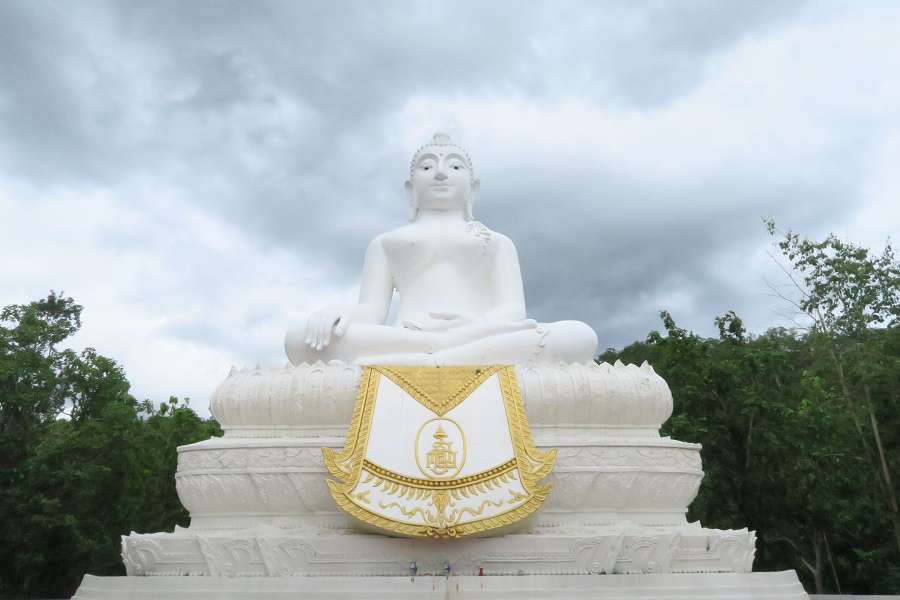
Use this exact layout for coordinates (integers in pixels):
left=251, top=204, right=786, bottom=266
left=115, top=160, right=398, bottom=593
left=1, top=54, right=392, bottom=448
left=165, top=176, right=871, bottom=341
left=285, top=132, right=597, bottom=366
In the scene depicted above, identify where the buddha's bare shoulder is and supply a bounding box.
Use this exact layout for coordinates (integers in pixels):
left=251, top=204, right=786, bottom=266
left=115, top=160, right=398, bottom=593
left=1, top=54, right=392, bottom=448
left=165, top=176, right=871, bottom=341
left=377, top=225, right=417, bottom=248
left=365, top=232, right=389, bottom=251
left=380, top=223, right=416, bottom=237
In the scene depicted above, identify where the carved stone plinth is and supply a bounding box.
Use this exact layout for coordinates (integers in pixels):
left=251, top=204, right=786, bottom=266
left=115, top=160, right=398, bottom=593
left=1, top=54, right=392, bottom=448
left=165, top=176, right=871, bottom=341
left=73, top=362, right=809, bottom=599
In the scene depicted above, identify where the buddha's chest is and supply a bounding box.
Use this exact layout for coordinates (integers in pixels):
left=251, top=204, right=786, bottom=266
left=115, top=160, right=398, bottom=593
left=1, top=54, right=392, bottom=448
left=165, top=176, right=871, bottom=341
left=381, top=222, right=493, bottom=277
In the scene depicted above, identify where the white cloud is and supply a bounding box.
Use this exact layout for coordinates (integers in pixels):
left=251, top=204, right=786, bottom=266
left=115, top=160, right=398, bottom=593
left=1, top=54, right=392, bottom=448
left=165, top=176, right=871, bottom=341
left=2, top=0, right=899, bottom=417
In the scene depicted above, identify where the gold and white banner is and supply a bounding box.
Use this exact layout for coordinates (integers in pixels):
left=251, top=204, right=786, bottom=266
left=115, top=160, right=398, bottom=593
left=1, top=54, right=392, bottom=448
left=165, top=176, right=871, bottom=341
left=323, top=365, right=555, bottom=538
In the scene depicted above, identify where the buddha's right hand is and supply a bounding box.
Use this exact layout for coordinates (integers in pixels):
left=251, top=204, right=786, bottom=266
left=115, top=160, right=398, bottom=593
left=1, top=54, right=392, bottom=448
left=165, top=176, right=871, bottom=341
left=305, top=308, right=351, bottom=350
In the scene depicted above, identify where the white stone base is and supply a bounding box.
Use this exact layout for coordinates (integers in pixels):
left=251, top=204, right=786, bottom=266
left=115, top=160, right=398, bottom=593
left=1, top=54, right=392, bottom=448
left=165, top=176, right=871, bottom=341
left=73, top=571, right=809, bottom=599
left=120, top=524, right=755, bottom=578
left=174, top=434, right=703, bottom=531
left=82, top=360, right=785, bottom=599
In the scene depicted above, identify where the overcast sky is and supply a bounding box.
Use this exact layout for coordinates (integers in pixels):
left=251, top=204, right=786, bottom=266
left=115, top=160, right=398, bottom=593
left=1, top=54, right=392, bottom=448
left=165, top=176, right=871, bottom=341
left=1, top=0, right=898, bottom=415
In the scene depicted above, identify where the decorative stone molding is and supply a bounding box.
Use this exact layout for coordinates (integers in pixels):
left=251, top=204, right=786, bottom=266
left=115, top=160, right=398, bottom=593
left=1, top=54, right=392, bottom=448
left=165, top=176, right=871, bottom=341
left=209, top=361, right=674, bottom=436
left=209, top=362, right=362, bottom=436
left=174, top=435, right=702, bottom=528
left=121, top=533, right=209, bottom=576
left=519, top=360, right=673, bottom=432
left=178, top=444, right=327, bottom=472
left=546, top=440, right=701, bottom=470
left=175, top=471, right=341, bottom=528
left=120, top=524, right=756, bottom=578
left=197, top=536, right=268, bottom=577
left=542, top=471, right=702, bottom=515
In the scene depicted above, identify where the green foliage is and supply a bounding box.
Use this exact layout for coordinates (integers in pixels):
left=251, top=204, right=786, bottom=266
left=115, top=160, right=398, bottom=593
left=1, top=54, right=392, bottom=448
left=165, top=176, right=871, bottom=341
left=766, top=221, right=900, bottom=575
left=600, top=224, right=900, bottom=594
left=764, top=218, right=900, bottom=336
left=604, top=315, right=897, bottom=594
left=0, top=293, right=221, bottom=600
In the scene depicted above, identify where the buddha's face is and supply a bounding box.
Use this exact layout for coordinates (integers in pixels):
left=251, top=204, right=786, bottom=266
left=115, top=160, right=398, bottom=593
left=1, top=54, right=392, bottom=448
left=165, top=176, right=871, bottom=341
left=405, top=145, right=479, bottom=217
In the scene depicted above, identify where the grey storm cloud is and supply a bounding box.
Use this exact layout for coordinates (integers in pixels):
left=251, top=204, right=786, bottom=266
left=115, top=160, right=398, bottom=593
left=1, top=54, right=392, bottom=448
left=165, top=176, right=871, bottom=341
left=1, top=0, right=897, bottom=407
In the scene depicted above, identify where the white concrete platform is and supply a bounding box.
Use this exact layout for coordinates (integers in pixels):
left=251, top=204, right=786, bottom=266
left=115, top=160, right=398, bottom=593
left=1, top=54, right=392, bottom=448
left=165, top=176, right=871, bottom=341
left=73, top=571, right=809, bottom=599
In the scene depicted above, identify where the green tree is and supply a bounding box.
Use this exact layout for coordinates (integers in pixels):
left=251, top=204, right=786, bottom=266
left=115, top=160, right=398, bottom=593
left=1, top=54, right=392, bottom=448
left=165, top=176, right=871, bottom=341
left=0, top=293, right=221, bottom=599
left=599, top=222, right=900, bottom=593
left=766, top=220, right=900, bottom=562
left=602, top=311, right=894, bottom=593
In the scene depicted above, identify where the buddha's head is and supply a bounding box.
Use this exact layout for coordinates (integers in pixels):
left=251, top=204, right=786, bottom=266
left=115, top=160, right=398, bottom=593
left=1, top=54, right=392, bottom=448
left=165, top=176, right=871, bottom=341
left=406, top=132, right=480, bottom=221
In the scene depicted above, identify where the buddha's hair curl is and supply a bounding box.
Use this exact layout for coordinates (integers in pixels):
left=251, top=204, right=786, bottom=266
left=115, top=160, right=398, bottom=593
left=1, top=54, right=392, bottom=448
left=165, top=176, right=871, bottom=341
left=409, top=132, right=475, bottom=181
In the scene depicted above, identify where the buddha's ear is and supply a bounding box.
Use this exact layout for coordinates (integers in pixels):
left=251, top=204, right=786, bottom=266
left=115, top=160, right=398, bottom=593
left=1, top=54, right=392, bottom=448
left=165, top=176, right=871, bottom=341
left=466, top=179, right=481, bottom=221
left=405, top=180, right=418, bottom=222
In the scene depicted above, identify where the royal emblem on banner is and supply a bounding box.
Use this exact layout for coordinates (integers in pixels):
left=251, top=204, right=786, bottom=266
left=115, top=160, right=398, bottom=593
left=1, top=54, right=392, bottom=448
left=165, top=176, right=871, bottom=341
left=323, top=365, right=556, bottom=538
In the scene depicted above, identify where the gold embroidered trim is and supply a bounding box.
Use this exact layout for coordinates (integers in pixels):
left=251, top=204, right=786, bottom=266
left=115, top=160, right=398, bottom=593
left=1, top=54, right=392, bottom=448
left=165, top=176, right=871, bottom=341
left=371, top=365, right=503, bottom=416
left=326, top=477, right=550, bottom=538
left=363, top=457, right=517, bottom=490
left=322, top=368, right=379, bottom=480
left=497, top=367, right=556, bottom=482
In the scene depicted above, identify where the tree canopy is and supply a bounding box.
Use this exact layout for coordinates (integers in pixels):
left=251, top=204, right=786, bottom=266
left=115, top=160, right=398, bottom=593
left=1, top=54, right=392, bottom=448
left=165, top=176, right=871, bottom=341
left=0, top=292, right=221, bottom=599
left=602, top=224, right=899, bottom=594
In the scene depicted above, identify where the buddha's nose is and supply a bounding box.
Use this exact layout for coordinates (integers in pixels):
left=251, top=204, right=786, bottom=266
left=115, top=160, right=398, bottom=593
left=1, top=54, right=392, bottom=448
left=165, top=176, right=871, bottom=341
left=435, top=168, right=447, bottom=180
